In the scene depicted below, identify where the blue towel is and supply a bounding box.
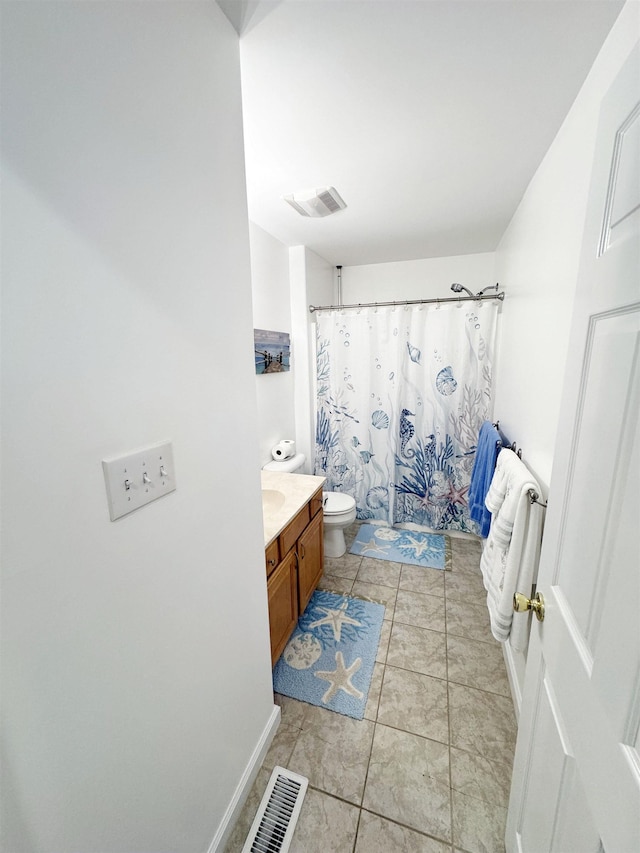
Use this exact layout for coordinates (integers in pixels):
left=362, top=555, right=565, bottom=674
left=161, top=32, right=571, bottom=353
left=468, top=421, right=501, bottom=537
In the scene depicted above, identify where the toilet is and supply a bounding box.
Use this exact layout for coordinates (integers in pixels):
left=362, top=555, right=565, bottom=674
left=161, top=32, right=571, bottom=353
left=263, top=453, right=357, bottom=558
left=263, top=452, right=307, bottom=475
left=321, top=490, right=357, bottom=558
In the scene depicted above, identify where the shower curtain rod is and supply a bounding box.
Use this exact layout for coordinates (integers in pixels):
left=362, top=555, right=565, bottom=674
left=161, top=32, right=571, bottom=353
left=308, top=291, right=505, bottom=313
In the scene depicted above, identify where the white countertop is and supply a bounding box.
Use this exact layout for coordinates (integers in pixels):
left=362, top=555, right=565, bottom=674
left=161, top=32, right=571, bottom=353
left=261, top=470, right=326, bottom=547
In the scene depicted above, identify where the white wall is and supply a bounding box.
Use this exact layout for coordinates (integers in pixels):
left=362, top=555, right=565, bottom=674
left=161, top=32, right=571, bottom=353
left=248, top=231, right=334, bottom=476
left=494, top=0, right=638, bottom=709
left=290, top=247, right=335, bottom=473
left=0, top=4, right=276, bottom=852
left=342, top=252, right=497, bottom=303
left=249, top=222, right=296, bottom=465
left=494, top=1, right=637, bottom=493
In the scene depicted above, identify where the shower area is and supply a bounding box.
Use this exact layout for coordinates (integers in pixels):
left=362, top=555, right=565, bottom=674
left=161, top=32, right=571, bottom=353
left=311, top=282, right=503, bottom=534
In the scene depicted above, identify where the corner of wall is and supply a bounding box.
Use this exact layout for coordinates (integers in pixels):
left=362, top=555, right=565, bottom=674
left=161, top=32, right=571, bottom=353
left=249, top=222, right=297, bottom=465
left=289, top=247, right=334, bottom=474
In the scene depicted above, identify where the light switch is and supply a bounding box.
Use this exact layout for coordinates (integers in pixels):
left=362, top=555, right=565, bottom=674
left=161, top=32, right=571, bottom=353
left=102, top=441, right=176, bottom=521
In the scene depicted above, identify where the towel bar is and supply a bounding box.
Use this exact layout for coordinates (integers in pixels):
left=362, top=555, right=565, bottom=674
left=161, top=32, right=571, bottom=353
left=528, top=488, right=548, bottom=508
left=492, top=422, right=547, bottom=507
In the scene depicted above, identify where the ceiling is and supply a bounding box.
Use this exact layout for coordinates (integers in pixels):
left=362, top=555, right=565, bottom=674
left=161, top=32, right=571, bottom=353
left=218, top=0, right=624, bottom=266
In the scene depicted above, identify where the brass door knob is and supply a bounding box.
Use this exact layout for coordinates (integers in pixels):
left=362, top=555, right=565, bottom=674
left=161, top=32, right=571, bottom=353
left=513, top=591, right=545, bottom=622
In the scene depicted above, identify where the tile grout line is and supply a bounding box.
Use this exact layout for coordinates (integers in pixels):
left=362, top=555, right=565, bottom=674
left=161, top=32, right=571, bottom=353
left=376, top=541, right=453, bottom=850
left=359, top=804, right=463, bottom=849
left=362, top=545, right=455, bottom=851
left=355, top=553, right=393, bottom=847
left=341, top=528, right=370, bottom=853
left=351, top=805, right=362, bottom=853
left=351, top=530, right=458, bottom=848
left=282, top=526, right=501, bottom=852
left=444, top=535, right=455, bottom=852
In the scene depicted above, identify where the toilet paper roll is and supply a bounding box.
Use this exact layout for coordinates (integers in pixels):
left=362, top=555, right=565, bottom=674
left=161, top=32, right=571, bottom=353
left=271, top=441, right=295, bottom=461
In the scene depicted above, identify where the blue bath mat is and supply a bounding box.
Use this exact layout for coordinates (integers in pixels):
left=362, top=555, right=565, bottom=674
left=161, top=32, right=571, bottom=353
left=350, top=524, right=446, bottom=569
left=273, top=590, right=385, bottom=720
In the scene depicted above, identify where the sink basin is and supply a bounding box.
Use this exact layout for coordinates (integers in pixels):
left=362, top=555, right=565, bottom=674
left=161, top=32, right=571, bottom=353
left=262, top=489, right=286, bottom=513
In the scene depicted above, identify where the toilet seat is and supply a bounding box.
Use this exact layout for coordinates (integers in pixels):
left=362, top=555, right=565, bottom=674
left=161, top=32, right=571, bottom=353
left=323, top=492, right=356, bottom=515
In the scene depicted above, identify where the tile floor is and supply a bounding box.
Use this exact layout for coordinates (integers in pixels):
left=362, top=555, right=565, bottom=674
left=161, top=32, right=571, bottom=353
left=225, top=524, right=517, bottom=853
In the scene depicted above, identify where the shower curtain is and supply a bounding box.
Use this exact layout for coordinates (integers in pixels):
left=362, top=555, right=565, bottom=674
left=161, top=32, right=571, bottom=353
left=314, top=301, right=498, bottom=532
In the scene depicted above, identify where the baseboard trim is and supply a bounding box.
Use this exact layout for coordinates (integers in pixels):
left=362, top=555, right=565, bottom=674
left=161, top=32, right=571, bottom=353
left=208, top=704, right=281, bottom=853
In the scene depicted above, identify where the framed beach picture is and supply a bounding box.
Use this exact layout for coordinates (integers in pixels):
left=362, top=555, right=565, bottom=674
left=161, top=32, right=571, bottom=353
left=254, top=329, right=291, bottom=375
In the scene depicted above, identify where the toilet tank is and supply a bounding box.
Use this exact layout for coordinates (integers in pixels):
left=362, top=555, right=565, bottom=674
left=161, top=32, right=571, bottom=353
left=262, top=452, right=306, bottom=473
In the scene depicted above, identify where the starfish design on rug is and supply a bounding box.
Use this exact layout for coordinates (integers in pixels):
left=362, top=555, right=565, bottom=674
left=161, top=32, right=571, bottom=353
left=315, top=652, right=363, bottom=704
left=401, top=534, right=436, bottom=558
left=358, top=537, right=390, bottom=556
left=308, top=600, right=363, bottom=642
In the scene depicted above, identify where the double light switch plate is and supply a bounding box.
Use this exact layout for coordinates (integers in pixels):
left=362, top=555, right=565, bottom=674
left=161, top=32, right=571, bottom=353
left=102, top=441, right=176, bottom=521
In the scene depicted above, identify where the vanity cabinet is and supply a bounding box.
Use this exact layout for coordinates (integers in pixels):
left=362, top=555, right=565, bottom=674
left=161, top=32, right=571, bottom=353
left=267, top=550, right=298, bottom=667
left=296, top=510, right=323, bottom=614
left=266, top=486, right=324, bottom=666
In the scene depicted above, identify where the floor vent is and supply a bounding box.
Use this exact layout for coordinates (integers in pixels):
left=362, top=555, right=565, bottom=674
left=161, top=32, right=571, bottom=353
left=241, top=766, right=308, bottom=853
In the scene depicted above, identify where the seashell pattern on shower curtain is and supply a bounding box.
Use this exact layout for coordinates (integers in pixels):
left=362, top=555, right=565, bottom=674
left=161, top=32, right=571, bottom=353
left=314, top=301, right=498, bottom=533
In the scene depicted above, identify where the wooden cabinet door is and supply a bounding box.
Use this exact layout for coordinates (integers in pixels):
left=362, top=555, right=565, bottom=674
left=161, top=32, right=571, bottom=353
left=267, top=549, right=298, bottom=667
left=297, top=510, right=324, bottom=614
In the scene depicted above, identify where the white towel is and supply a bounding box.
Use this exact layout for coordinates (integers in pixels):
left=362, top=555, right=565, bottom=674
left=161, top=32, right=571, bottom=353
left=479, top=449, right=544, bottom=652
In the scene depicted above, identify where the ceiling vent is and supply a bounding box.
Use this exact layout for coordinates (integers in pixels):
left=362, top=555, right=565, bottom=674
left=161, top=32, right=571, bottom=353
left=283, top=186, right=347, bottom=218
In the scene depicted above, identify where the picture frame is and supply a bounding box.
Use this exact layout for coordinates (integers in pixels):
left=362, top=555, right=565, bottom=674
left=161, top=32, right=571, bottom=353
left=254, top=328, right=291, bottom=375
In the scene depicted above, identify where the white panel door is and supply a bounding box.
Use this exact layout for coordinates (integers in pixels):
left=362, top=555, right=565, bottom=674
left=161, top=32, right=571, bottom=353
left=505, top=44, right=640, bottom=853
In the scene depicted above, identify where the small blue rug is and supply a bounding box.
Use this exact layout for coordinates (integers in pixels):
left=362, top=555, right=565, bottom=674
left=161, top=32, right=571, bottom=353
left=273, top=590, right=385, bottom=720
left=350, top=524, right=446, bottom=569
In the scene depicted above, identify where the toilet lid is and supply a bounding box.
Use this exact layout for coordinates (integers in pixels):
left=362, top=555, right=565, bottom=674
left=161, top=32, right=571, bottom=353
left=323, top=492, right=356, bottom=515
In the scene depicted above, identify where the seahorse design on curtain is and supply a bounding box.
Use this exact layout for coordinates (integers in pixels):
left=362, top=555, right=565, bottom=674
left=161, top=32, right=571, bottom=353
left=314, top=302, right=498, bottom=533
left=399, top=408, right=416, bottom=458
